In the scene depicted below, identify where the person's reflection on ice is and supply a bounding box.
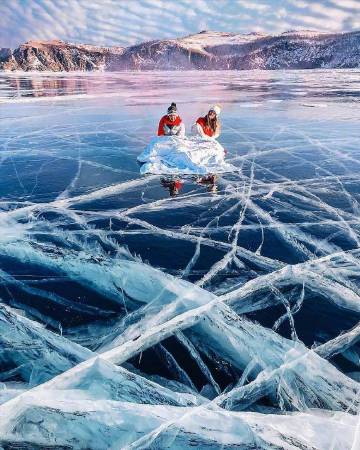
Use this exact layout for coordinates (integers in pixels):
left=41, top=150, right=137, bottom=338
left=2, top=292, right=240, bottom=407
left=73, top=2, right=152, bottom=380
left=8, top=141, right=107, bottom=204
left=196, top=174, right=218, bottom=193
left=160, top=174, right=218, bottom=197
left=160, top=178, right=184, bottom=197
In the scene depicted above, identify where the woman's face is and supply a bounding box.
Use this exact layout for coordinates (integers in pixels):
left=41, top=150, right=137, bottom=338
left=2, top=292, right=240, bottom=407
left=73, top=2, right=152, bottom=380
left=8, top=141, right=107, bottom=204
left=208, top=110, right=216, bottom=119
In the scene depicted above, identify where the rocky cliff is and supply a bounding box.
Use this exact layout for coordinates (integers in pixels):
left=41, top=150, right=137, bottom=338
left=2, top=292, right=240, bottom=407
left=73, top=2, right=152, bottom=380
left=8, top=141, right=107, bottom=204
left=0, top=40, right=124, bottom=71
left=2, top=30, right=360, bottom=72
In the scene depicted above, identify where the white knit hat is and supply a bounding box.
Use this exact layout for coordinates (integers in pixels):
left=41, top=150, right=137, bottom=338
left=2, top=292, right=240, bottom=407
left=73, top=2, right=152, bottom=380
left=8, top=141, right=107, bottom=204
left=209, top=104, right=221, bottom=116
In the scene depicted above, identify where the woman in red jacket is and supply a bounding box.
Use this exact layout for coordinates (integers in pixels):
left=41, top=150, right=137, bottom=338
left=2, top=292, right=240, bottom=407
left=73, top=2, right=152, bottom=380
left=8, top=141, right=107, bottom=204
left=157, top=103, right=185, bottom=137
left=194, top=105, right=221, bottom=140
left=194, top=105, right=223, bottom=189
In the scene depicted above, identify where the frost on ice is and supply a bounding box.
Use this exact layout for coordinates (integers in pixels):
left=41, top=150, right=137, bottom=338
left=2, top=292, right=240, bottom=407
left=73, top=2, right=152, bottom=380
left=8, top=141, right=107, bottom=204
left=0, top=71, right=360, bottom=449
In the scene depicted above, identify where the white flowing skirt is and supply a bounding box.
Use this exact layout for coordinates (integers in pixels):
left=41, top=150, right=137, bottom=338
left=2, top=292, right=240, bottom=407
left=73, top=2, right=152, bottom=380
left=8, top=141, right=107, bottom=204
left=137, top=136, right=235, bottom=175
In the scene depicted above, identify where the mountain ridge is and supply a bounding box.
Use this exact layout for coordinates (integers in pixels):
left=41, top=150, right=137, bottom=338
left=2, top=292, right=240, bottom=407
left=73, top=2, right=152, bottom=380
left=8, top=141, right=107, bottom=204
left=1, top=29, right=360, bottom=71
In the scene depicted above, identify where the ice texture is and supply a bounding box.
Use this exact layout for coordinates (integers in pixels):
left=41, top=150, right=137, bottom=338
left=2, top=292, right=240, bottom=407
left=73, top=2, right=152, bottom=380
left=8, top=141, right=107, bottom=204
left=0, top=70, right=360, bottom=449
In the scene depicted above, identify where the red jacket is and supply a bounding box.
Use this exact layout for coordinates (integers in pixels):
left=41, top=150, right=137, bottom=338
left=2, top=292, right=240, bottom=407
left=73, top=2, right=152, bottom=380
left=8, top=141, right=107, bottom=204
left=158, top=115, right=183, bottom=136
left=196, top=117, right=215, bottom=137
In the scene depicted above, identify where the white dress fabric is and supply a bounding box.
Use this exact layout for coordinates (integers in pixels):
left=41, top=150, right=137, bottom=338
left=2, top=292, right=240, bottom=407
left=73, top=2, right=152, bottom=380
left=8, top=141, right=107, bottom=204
left=138, top=136, right=234, bottom=175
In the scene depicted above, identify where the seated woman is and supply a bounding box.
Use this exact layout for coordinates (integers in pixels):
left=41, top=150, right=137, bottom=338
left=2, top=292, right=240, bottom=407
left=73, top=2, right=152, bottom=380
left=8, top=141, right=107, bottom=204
left=193, top=105, right=221, bottom=140
left=157, top=103, right=185, bottom=138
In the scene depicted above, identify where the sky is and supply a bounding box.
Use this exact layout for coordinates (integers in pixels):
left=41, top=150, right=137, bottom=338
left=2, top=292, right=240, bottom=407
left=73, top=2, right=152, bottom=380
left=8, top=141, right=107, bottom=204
left=1, top=0, right=360, bottom=49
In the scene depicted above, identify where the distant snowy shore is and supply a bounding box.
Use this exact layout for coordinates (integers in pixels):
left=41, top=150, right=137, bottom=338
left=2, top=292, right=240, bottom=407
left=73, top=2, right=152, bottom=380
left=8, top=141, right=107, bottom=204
left=1, top=29, right=360, bottom=72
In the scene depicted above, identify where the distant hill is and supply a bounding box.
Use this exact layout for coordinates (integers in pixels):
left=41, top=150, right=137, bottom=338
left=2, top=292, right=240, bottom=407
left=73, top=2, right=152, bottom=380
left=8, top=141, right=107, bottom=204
left=2, top=30, right=360, bottom=72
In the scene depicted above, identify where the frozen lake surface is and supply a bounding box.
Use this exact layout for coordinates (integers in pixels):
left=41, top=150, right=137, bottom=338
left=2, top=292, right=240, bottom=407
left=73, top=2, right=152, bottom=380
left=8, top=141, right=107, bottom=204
left=0, top=70, right=360, bottom=449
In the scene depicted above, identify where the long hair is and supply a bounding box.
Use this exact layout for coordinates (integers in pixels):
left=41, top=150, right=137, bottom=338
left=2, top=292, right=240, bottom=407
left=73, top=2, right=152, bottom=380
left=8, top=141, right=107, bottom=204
left=205, top=113, right=220, bottom=134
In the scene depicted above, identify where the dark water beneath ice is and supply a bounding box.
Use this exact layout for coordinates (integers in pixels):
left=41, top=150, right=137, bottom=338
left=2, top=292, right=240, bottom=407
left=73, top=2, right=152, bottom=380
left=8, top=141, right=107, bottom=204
left=1, top=70, right=360, bottom=419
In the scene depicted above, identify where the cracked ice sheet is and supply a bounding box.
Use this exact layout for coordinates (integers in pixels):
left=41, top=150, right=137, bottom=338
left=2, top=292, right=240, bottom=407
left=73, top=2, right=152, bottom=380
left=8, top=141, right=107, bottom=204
left=0, top=397, right=357, bottom=449
left=0, top=242, right=358, bottom=415
left=1, top=70, right=360, bottom=448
